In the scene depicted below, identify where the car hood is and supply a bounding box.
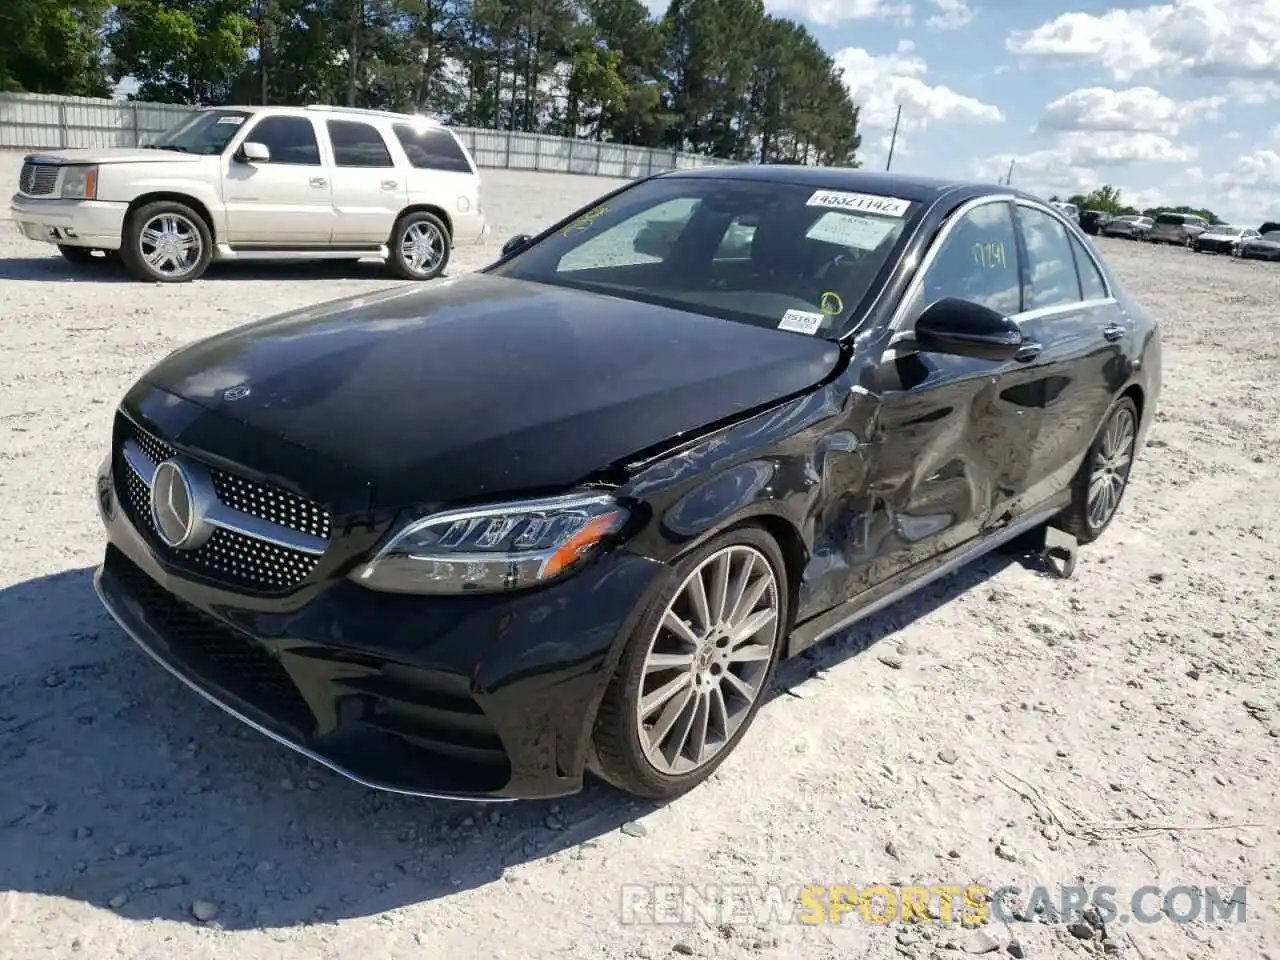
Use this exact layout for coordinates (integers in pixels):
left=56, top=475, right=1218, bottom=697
left=1201, top=233, right=1239, bottom=241
left=24, top=148, right=201, bottom=165
left=142, top=274, right=842, bottom=508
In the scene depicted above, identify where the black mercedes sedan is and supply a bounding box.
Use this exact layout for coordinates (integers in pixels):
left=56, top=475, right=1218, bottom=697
left=1238, top=230, right=1280, bottom=261
left=93, top=167, right=1162, bottom=802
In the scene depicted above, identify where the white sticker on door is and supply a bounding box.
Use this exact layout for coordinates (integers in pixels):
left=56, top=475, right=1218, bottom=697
left=778, top=309, right=825, bottom=335
left=806, top=190, right=911, bottom=217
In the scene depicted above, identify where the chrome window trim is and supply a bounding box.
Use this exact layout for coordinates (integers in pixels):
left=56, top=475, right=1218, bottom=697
left=887, top=193, right=1118, bottom=337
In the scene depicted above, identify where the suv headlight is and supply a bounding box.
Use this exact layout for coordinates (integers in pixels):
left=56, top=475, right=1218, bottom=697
left=61, top=165, right=99, bottom=200
left=350, top=492, right=630, bottom=595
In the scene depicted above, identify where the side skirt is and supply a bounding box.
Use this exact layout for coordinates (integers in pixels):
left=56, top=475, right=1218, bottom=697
left=785, top=492, right=1071, bottom=658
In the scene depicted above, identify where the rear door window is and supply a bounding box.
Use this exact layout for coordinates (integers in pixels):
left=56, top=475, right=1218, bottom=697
left=327, top=119, right=394, bottom=167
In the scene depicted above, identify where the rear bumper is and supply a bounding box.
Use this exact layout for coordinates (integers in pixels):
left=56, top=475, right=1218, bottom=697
left=10, top=194, right=128, bottom=248
left=94, top=451, right=672, bottom=800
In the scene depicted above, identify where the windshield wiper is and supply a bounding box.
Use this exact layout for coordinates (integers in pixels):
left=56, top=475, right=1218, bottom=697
left=146, top=143, right=191, bottom=153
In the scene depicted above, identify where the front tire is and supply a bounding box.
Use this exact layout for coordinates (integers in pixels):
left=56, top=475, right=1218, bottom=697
left=589, top=525, right=789, bottom=800
left=1055, top=396, right=1139, bottom=544
left=119, top=201, right=212, bottom=282
left=386, top=211, right=451, bottom=281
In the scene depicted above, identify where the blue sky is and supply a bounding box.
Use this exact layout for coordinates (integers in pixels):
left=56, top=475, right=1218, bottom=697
left=738, top=0, right=1280, bottom=224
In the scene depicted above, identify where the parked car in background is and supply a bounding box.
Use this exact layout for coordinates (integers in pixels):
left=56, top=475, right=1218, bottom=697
left=1193, top=224, right=1258, bottom=254
left=1050, top=200, right=1080, bottom=220
left=1147, top=212, right=1209, bottom=246
left=1238, top=230, right=1280, bottom=261
left=10, top=104, right=488, bottom=283
left=1101, top=215, right=1153, bottom=240
left=1078, top=210, right=1112, bottom=235
left=1259, top=221, right=1280, bottom=235
left=92, top=167, right=1161, bottom=802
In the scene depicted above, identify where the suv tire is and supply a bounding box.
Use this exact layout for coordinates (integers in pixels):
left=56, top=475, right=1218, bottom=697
left=120, top=201, right=213, bottom=283
left=387, top=211, right=451, bottom=281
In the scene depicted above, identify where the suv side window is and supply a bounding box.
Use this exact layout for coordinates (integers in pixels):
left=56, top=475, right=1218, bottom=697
left=1017, top=205, right=1082, bottom=310
left=917, top=201, right=1021, bottom=317
left=1069, top=234, right=1108, bottom=300
left=392, top=124, right=472, bottom=173
left=243, top=116, right=320, bottom=165
left=327, top=120, right=394, bottom=167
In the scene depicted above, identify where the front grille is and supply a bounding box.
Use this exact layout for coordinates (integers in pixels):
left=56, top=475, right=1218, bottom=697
left=115, top=413, right=331, bottom=593
left=108, top=546, right=316, bottom=733
left=19, top=162, right=58, bottom=196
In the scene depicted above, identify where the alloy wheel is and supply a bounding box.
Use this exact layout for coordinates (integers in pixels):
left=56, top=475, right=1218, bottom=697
left=635, top=545, right=780, bottom=776
left=1087, top=406, right=1136, bottom=530
left=399, top=220, right=445, bottom=276
left=139, top=213, right=202, bottom=279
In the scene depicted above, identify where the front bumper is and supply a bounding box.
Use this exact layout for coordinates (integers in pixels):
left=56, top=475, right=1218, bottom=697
left=10, top=194, right=128, bottom=249
left=1195, top=238, right=1236, bottom=254
left=94, top=453, right=672, bottom=800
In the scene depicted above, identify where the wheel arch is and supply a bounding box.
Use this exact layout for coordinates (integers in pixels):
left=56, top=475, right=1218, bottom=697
left=396, top=204, right=454, bottom=239
left=126, top=192, right=217, bottom=242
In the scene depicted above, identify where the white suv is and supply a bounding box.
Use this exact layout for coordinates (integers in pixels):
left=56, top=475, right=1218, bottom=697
left=9, top=104, right=488, bottom=282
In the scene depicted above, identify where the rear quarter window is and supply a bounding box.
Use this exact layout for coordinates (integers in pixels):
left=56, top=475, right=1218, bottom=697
left=393, top=124, right=474, bottom=174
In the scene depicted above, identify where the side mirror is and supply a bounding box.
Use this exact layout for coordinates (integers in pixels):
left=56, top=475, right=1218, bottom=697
left=914, top=297, right=1024, bottom=362
left=238, top=141, right=270, bottom=163
left=502, top=234, right=531, bottom=257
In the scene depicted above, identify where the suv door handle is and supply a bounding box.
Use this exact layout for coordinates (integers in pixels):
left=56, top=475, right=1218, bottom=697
left=309, top=177, right=327, bottom=187
left=1014, top=341, right=1042, bottom=362
left=1102, top=323, right=1125, bottom=342
left=381, top=180, right=398, bottom=190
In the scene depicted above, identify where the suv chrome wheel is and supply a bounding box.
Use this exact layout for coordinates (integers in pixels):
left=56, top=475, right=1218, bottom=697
left=636, top=545, right=780, bottom=776
left=139, top=213, right=202, bottom=279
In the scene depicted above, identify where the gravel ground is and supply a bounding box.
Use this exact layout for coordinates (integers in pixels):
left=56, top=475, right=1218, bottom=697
left=1, top=150, right=1277, bottom=960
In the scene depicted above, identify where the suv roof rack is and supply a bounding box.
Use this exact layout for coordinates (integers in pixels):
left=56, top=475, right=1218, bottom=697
left=303, top=104, right=442, bottom=125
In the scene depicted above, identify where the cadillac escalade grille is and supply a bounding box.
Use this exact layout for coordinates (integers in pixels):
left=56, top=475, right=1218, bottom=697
left=19, top=161, right=58, bottom=196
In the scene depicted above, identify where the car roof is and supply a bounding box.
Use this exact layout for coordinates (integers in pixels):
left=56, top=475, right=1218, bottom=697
left=657, top=164, right=1039, bottom=206
left=198, top=104, right=446, bottom=126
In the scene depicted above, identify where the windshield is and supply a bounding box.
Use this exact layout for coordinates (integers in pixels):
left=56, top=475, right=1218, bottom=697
left=148, top=109, right=252, bottom=155
left=487, top=177, right=919, bottom=339
left=1212, top=225, right=1243, bottom=235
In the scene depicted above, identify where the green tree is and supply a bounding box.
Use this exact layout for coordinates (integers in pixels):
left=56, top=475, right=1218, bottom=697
left=109, top=0, right=256, bottom=103
left=0, top=0, right=111, bottom=95
left=1080, top=184, right=1123, bottom=214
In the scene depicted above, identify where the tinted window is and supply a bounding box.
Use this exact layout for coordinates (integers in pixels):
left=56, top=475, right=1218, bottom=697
left=491, top=177, right=917, bottom=337
left=919, top=201, right=1020, bottom=316
left=1154, top=213, right=1184, bottom=225
left=243, top=116, right=320, bottom=165
left=1069, top=235, right=1107, bottom=301
left=328, top=120, right=394, bottom=167
left=1017, top=206, right=1082, bottom=310
left=393, top=124, right=472, bottom=173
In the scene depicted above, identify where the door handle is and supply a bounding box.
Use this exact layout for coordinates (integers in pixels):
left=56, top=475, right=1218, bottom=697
left=1014, top=340, right=1042, bottom=362
left=381, top=180, right=398, bottom=189
left=1102, top=323, right=1125, bottom=342
left=310, top=177, right=327, bottom=187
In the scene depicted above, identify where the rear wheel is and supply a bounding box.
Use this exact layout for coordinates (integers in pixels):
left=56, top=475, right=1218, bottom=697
left=589, top=526, right=788, bottom=800
left=1055, top=396, right=1138, bottom=544
left=386, top=211, right=450, bottom=281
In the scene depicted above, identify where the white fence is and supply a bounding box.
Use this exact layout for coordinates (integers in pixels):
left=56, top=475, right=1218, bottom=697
left=0, top=91, right=740, bottom=178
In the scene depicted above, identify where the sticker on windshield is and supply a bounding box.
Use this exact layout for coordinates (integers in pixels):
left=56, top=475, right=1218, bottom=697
left=778, top=309, right=824, bottom=335
left=806, top=212, right=898, bottom=249
left=806, top=190, right=911, bottom=217
left=216, top=116, right=246, bottom=125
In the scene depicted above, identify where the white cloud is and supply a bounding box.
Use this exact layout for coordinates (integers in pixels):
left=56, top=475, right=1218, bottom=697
left=1215, top=150, right=1280, bottom=189
left=1038, top=86, right=1224, bottom=135
left=1006, top=0, right=1280, bottom=84
left=925, top=0, right=974, bottom=29
left=971, top=149, right=1100, bottom=196
left=1226, top=130, right=1242, bottom=140
left=765, top=0, right=910, bottom=26
left=1054, top=131, right=1199, bottom=165
left=1223, top=79, right=1280, bottom=103
left=832, top=41, right=1004, bottom=131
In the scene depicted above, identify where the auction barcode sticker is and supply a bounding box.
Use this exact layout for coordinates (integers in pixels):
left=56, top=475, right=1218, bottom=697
left=806, top=190, right=911, bottom=217
left=778, top=309, right=825, bottom=335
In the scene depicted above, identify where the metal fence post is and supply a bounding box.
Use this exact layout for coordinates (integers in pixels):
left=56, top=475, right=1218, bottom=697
left=534, top=134, right=541, bottom=171
left=57, top=100, right=67, bottom=148
left=131, top=103, right=140, bottom=147
left=567, top=136, right=574, bottom=174
left=504, top=131, right=512, bottom=168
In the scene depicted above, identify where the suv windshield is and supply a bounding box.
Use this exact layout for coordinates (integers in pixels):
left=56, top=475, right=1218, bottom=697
left=488, top=177, right=919, bottom=339
left=148, top=109, right=252, bottom=155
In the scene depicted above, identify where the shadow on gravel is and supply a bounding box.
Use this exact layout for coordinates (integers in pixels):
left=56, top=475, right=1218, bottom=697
left=0, top=256, right=400, bottom=284
left=0, top=545, right=1046, bottom=930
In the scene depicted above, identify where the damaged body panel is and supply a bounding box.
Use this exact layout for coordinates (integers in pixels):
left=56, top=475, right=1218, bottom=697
left=93, top=166, right=1162, bottom=802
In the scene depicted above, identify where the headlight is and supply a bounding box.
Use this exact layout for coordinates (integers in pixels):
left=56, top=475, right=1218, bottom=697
left=61, top=165, right=99, bottom=200
left=350, top=493, right=630, bottom=595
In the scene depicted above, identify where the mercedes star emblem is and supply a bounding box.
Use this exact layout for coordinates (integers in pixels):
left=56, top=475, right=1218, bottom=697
left=150, top=458, right=215, bottom=550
